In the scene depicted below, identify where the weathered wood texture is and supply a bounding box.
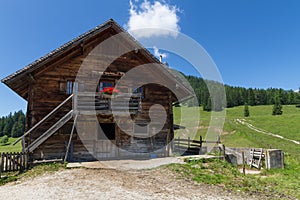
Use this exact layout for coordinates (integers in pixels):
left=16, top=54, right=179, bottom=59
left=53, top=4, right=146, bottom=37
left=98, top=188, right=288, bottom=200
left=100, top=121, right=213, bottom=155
left=0, top=152, right=28, bottom=175
left=23, top=26, right=175, bottom=161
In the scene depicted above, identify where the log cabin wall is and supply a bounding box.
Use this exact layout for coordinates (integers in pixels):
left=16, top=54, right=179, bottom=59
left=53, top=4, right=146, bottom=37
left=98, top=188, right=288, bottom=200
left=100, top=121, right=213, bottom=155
left=116, top=85, right=173, bottom=158
left=24, top=26, right=174, bottom=161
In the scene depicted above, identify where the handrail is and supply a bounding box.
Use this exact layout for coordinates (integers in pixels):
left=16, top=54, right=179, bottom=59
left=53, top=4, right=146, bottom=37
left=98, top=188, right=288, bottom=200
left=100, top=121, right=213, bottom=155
left=13, top=94, right=74, bottom=145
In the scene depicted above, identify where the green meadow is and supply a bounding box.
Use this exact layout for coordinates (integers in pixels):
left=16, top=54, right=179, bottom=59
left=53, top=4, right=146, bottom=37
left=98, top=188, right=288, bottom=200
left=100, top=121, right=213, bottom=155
left=0, top=137, right=22, bottom=153
left=173, top=105, right=300, bottom=158
left=173, top=105, right=300, bottom=198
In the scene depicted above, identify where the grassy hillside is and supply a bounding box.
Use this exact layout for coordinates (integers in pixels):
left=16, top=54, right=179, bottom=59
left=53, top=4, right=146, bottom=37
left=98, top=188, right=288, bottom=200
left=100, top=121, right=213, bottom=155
left=222, top=105, right=300, bottom=159
left=173, top=105, right=300, bottom=158
left=174, top=105, right=300, bottom=198
left=0, top=137, right=22, bottom=153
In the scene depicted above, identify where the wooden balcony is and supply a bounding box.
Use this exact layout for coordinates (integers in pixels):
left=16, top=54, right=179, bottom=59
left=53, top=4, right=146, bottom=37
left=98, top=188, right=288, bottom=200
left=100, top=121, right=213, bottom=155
left=74, top=92, right=141, bottom=115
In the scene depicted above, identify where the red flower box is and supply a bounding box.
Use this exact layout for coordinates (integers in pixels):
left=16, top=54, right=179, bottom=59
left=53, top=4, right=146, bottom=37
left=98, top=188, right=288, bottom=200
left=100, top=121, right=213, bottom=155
left=100, top=87, right=119, bottom=95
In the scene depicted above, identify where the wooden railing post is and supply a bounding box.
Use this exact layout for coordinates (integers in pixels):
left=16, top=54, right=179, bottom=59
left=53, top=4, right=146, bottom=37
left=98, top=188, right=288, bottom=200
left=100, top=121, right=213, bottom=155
left=1, top=153, right=5, bottom=173
left=73, top=92, right=77, bottom=112
left=200, top=135, right=202, bottom=148
left=222, top=144, right=226, bottom=158
left=177, top=137, right=180, bottom=152
left=242, top=152, right=246, bottom=175
left=0, top=153, right=2, bottom=177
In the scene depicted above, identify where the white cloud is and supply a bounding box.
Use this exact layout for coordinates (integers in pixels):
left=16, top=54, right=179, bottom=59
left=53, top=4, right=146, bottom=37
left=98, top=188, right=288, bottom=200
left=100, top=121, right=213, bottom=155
left=153, top=46, right=167, bottom=58
left=126, top=0, right=181, bottom=39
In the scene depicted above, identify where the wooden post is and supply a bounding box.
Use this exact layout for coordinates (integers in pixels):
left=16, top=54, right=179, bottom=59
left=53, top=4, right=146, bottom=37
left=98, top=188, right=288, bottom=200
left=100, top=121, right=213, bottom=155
left=19, top=153, right=23, bottom=171
left=73, top=92, right=78, bottom=112
left=5, top=153, right=8, bottom=172
left=21, top=137, right=25, bottom=153
left=222, top=144, right=226, bottom=158
left=200, top=135, right=202, bottom=148
left=242, top=151, right=246, bottom=175
left=188, top=137, right=190, bottom=149
left=166, top=130, right=170, bottom=157
left=24, top=152, right=28, bottom=170
left=1, top=153, right=4, bottom=174
left=0, top=153, right=2, bottom=177
left=12, top=153, right=15, bottom=171
left=9, top=153, right=12, bottom=172
left=64, top=114, right=78, bottom=162
left=177, top=137, right=180, bottom=152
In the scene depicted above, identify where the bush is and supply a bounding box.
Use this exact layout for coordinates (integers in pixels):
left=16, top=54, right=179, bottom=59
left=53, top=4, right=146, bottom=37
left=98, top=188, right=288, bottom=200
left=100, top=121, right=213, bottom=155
left=0, top=135, right=9, bottom=145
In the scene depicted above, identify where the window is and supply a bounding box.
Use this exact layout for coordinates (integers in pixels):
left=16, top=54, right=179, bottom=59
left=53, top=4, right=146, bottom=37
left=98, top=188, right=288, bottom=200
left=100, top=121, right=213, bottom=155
left=133, top=86, right=144, bottom=98
left=99, top=81, right=114, bottom=92
left=66, top=81, right=78, bottom=94
left=66, top=82, right=73, bottom=94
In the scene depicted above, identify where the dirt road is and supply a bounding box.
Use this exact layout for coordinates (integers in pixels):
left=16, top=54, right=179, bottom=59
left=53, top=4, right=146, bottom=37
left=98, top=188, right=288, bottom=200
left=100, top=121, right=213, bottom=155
left=0, top=166, right=253, bottom=200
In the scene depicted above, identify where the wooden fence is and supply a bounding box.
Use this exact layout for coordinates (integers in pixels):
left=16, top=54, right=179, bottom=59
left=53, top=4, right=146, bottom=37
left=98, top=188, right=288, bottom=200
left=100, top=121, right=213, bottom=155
left=173, top=136, right=221, bottom=155
left=0, top=152, right=28, bottom=176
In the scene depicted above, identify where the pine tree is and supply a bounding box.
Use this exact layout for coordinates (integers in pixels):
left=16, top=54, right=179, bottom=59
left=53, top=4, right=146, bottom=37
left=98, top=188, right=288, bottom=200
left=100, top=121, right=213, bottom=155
left=203, top=96, right=212, bottom=111
left=248, top=88, right=255, bottom=106
left=272, top=97, right=283, bottom=115
left=0, top=110, right=26, bottom=137
left=244, top=103, right=250, bottom=117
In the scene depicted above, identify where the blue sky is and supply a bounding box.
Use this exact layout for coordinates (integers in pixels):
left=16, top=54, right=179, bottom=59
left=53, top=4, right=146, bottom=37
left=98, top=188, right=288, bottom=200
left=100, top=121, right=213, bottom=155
left=0, top=0, right=300, bottom=116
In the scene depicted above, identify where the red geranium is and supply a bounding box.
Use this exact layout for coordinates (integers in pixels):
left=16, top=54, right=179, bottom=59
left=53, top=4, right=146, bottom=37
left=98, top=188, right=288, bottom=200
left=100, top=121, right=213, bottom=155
left=100, top=87, right=119, bottom=95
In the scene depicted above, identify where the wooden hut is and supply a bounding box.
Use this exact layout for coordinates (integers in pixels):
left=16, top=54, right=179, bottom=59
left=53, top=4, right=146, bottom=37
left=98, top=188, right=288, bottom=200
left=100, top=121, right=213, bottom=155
left=2, top=19, right=193, bottom=162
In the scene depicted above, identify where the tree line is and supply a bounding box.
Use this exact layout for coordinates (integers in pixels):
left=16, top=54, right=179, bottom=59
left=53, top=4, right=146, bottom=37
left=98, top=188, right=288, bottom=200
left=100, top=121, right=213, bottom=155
left=185, top=75, right=300, bottom=111
left=0, top=110, right=25, bottom=138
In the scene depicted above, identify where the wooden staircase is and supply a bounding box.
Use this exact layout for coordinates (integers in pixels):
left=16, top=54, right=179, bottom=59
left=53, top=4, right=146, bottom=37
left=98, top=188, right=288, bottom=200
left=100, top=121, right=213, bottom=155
left=26, top=110, right=73, bottom=152
left=14, top=92, right=142, bottom=154
left=14, top=94, right=74, bottom=153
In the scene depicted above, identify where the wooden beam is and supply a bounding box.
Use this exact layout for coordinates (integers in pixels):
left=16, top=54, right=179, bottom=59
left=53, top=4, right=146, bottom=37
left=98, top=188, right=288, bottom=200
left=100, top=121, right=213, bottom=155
left=64, top=114, right=78, bottom=162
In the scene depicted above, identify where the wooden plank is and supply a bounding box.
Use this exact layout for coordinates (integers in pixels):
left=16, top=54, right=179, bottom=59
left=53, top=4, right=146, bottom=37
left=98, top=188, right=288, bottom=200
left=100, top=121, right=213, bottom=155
left=0, top=153, right=2, bottom=177
left=242, top=152, right=246, bottom=175
left=64, top=114, right=78, bottom=162
left=12, top=153, right=15, bottom=171
left=9, top=153, right=12, bottom=172
left=174, top=138, right=202, bottom=144
left=5, top=153, right=7, bottom=172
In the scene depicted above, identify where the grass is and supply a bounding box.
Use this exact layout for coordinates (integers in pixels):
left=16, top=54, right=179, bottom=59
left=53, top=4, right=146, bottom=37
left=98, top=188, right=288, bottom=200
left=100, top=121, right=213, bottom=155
left=0, top=137, right=22, bottom=153
left=168, top=158, right=290, bottom=199
left=0, top=162, right=66, bottom=185
left=173, top=105, right=300, bottom=199
left=222, top=105, right=300, bottom=159
left=173, top=106, right=213, bottom=140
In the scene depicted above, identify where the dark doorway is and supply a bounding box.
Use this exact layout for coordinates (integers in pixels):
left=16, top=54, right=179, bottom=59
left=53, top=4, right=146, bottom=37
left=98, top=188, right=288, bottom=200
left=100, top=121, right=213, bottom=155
left=98, top=123, right=115, bottom=140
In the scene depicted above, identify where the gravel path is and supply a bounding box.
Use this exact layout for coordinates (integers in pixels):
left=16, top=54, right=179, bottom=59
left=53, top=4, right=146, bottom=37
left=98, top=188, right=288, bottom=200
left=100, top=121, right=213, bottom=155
left=0, top=166, right=254, bottom=200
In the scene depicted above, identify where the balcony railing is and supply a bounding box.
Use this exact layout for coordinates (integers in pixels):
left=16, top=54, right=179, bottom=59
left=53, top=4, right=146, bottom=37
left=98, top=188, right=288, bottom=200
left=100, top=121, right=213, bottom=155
left=73, top=92, right=141, bottom=114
